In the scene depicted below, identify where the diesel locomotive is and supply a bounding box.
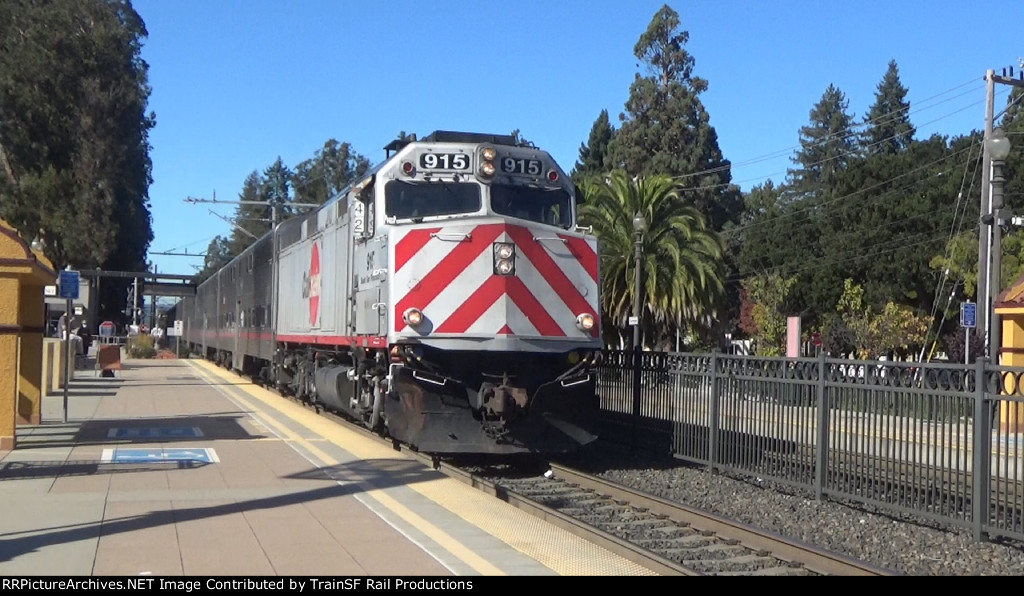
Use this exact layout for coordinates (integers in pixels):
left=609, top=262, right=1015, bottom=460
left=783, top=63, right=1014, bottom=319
left=171, top=131, right=602, bottom=455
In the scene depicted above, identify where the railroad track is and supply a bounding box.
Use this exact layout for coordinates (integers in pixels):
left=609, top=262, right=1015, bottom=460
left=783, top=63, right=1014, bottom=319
left=444, top=459, right=898, bottom=576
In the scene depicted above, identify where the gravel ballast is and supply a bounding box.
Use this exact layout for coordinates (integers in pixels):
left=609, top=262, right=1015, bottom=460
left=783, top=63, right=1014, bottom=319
left=564, top=445, right=1024, bottom=576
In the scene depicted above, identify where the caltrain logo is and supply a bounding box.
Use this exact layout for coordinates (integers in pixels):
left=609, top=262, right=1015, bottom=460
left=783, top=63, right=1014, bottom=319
left=303, top=242, right=321, bottom=325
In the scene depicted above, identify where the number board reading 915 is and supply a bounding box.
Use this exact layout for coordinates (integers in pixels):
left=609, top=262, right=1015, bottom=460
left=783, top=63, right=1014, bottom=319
left=419, top=153, right=469, bottom=170
left=501, top=157, right=543, bottom=176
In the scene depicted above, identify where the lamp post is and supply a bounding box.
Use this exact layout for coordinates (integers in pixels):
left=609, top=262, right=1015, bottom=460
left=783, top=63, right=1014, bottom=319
left=987, top=127, right=1012, bottom=362
left=631, top=212, right=647, bottom=451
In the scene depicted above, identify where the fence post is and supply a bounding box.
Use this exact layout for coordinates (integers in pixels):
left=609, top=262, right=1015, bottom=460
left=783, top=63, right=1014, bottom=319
left=972, top=356, right=989, bottom=542
left=708, top=352, right=720, bottom=471
left=815, top=350, right=828, bottom=500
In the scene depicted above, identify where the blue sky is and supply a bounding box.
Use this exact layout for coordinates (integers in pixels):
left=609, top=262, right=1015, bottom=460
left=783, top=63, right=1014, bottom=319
left=136, top=0, right=1021, bottom=277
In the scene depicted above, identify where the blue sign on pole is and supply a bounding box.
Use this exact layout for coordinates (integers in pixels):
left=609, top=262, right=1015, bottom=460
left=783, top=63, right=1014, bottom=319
left=59, top=269, right=80, bottom=300
left=960, top=302, right=977, bottom=329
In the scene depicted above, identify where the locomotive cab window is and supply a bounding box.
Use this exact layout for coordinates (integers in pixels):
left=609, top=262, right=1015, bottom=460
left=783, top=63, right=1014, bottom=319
left=491, top=185, right=572, bottom=229
left=384, top=180, right=481, bottom=221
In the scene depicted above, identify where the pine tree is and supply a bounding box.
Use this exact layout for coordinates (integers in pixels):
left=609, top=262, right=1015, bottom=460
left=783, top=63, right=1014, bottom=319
left=861, top=60, right=915, bottom=156
left=228, top=170, right=266, bottom=256
left=606, top=4, right=740, bottom=231
left=292, top=139, right=370, bottom=206
left=787, top=84, right=857, bottom=198
left=572, top=109, right=615, bottom=183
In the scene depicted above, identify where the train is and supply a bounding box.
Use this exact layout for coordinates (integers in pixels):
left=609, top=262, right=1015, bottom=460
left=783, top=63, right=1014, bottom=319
left=169, top=131, right=603, bottom=456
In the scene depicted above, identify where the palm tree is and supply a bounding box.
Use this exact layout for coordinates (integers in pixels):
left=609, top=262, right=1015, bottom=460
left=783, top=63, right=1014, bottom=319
left=579, top=171, right=724, bottom=349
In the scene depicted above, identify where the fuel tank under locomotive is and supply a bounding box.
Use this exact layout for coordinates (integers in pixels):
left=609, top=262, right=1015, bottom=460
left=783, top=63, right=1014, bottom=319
left=313, top=366, right=360, bottom=416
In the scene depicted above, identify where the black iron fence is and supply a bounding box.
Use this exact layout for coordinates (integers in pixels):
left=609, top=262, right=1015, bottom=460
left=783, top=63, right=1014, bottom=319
left=594, top=349, right=1024, bottom=543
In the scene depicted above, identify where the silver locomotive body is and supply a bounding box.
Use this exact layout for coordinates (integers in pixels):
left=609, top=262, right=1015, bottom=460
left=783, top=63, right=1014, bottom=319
left=180, top=131, right=602, bottom=455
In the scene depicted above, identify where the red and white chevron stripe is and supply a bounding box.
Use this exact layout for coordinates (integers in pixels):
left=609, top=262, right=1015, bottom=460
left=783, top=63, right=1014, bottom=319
left=392, top=221, right=599, bottom=339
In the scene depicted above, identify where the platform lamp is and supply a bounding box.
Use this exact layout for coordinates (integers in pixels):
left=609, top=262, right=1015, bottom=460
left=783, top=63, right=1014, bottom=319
left=631, top=212, right=648, bottom=452
left=987, top=127, right=1012, bottom=363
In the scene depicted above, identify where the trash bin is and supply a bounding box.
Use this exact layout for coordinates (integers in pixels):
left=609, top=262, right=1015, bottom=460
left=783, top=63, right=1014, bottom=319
left=96, top=344, right=121, bottom=377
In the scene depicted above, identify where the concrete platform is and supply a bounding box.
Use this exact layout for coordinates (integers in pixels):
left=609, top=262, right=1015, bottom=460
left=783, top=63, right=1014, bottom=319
left=0, top=352, right=658, bottom=576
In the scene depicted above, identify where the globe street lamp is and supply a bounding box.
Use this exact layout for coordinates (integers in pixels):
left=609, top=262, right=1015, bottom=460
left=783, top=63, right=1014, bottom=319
left=632, top=213, right=648, bottom=351
left=631, top=212, right=647, bottom=451
left=987, top=127, right=1012, bottom=362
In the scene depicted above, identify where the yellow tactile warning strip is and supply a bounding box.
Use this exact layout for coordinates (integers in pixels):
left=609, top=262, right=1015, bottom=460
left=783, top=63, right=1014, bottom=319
left=187, top=359, right=658, bottom=576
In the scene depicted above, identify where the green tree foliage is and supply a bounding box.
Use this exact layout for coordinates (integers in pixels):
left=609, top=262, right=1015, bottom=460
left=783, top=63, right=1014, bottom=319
left=732, top=180, right=787, bottom=275
left=787, top=84, right=857, bottom=197
left=0, top=0, right=155, bottom=323
left=572, top=109, right=615, bottom=184
left=837, top=279, right=930, bottom=359
left=739, top=273, right=795, bottom=356
left=605, top=4, right=741, bottom=231
left=861, top=60, right=915, bottom=156
left=226, top=157, right=294, bottom=256
left=509, top=129, right=533, bottom=147
left=929, top=230, right=979, bottom=299
left=292, top=139, right=370, bottom=206
left=227, top=170, right=266, bottom=256
left=772, top=84, right=862, bottom=327
left=194, top=235, right=231, bottom=285
left=999, top=86, right=1023, bottom=221
left=578, top=170, right=724, bottom=349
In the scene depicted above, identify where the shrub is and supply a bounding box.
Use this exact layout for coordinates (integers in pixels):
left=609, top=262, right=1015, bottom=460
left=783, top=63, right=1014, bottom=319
left=126, top=334, right=157, bottom=359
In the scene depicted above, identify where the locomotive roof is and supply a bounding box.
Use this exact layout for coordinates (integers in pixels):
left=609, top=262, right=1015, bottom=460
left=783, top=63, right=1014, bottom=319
left=382, top=131, right=519, bottom=155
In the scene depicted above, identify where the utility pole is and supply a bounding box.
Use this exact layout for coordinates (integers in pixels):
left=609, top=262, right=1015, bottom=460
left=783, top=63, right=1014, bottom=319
left=981, top=67, right=1024, bottom=363
left=977, top=70, right=994, bottom=354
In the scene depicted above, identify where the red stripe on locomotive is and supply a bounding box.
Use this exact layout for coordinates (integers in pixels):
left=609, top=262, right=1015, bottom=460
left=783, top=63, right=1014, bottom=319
left=393, top=224, right=504, bottom=328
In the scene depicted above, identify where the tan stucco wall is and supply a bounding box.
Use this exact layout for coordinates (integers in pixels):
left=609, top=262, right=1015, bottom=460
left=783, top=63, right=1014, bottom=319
left=999, top=312, right=1024, bottom=433
left=0, top=272, right=22, bottom=449
left=0, top=218, right=56, bottom=450
left=17, top=286, right=44, bottom=424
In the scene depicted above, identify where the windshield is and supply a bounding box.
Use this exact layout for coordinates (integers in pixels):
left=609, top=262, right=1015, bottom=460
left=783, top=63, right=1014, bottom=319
left=384, top=180, right=481, bottom=220
left=491, top=185, right=573, bottom=229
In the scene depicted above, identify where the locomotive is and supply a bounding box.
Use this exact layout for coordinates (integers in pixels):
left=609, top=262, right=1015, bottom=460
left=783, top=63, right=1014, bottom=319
left=171, top=131, right=602, bottom=455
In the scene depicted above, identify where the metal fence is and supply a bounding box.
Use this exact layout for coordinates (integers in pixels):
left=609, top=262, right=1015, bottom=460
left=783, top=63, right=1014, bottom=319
left=594, top=349, right=1024, bottom=543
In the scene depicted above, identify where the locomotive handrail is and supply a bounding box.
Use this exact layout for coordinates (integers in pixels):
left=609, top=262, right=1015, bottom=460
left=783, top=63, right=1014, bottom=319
left=430, top=232, right=472, bottom=242
left=412, top=370, right=447, bottom=386
left=532, top=236, right=568, bottom=243
left=561, top=374, right=591, bottom=388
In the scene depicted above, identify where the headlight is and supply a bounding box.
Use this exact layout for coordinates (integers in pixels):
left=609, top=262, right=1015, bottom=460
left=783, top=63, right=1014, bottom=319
left=493, top=242, right=515, bottom=275
left=478, top=145, right=496, bottom=178
left=403, top=308, right=424, bottom=326
left=494, top=243, right=514, bottom=259
left=576, top=313, right=595, bottom=331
